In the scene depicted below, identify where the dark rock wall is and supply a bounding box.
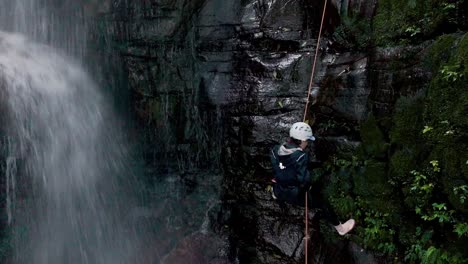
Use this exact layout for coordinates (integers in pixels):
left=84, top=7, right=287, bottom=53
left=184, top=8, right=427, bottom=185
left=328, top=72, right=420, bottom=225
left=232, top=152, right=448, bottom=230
left=98, top=0, right=378, bottom=171
left=2, top=0, right=464, bottom=262
left=96, top=0, right=384, bottom=263
left=90, top=0, right=468, bottom=263
left=99, top=0, right=336, bottom=170
left=98, top=0, right=223, bottom=173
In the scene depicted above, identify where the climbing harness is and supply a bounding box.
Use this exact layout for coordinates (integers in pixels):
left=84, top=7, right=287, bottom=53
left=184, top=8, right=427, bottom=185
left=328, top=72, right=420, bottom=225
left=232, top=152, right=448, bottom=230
left=303, top=0, right=328, bottom=263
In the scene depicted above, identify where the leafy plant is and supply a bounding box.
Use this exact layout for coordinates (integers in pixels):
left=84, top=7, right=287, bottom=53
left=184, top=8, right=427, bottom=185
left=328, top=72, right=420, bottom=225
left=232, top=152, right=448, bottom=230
left=423, top=126, right=434, bottom=134
left=453, top=185, right=467, bottom=204
left=420, top=203, right=454, bottom=223
left=362, top=211, right=396, bottom=254
left=440, top=63, right=464, bottom=82
left=405, top=25, right=422, bottom=37
left=453, top=222, right=468, bottom=237
left=404, top=227, right=433, bottom=262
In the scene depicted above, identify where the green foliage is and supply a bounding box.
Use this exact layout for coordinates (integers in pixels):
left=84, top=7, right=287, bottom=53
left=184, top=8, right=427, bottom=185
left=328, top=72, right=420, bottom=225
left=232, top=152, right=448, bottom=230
left=420, top=246, right=466, bottom=264
left=404, top=226, right=467, bottom=263
left=362, top=210, right=396, bottom=254
left=453, top=223, right=468, bottom=237
left=404, top=227, right=433, bottom=263
left=440, top=63, right=464, bottom=82
left=420, top=203, right=454, bottom=223
left=373, top=0, right=464, bottom=46
left=405, top=25, right=421, bottom=37
left=321, top=34, right=468, bottom=262
left=410, top=169, right=435, bottom=207
left=423, top=33, right=468, bottom=212
left=322, top=114, right=403, bottom=253
left=390, top=32, right=468, bottom=258
left=325, top=156, right=361, bottom=217
left=453, top=185, right=468, bottom=204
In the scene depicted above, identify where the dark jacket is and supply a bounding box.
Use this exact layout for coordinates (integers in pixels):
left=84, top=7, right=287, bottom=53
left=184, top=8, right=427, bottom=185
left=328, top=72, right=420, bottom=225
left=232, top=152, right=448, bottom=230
left=270, top=143, right=311, bottom=205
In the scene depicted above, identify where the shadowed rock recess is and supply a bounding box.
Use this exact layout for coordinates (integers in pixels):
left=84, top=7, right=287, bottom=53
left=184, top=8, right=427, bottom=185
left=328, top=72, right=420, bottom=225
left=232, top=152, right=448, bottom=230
left=1, top=0, right=466, bottom=263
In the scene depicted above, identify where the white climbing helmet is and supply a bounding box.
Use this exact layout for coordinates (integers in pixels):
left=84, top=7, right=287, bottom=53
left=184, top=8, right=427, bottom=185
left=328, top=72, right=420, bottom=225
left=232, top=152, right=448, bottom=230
left=289, top=122, right=316, bottom=141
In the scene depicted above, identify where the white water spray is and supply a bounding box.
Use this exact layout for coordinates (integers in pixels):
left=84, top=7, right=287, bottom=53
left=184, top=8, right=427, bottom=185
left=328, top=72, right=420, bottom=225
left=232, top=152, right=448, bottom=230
left=0, top=32, right=140, bottom=264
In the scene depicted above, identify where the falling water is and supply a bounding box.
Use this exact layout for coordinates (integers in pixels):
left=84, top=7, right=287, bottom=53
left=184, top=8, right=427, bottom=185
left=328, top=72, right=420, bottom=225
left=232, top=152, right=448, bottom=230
left=0, top=31, right=141, bottom=264
left=0, top=0, right=143, bottom=263
left=5, top=142, right=16, bottom=226
left=0, top=0, right=87, bottom=58
left=0, top=0, right=228, bottom=263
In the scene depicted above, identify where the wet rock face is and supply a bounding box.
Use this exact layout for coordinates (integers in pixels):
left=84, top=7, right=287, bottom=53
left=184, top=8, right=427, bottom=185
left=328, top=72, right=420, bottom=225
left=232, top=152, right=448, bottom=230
left=97, top=0, right=415, bottom=263
left=369, top=43, right=433, bottom=118
left=331, top=0, right=377, bottom=18
left=102, top=0, right=379, bottom=170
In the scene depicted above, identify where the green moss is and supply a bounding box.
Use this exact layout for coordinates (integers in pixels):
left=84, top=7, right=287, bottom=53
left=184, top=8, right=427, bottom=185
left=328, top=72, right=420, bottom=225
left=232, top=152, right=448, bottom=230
left=389, top=94, right=428, bottom=185
left=329, top=195, right=356, bottom=218
left=331, top=33, right=468, bottom=260
left=373, top=0, right=424, bottom=45
left=390, top=94, right=425, bottom=147
left=354, top=161, right=392, bottom=197
left=426, top=34, right=457, bottom=69
left=357, top=115, right=389, bottom=160
left=389, top=150, right=416, bottom=184
left=373, top=0, right=463, bottom=46
left=423, top=33, right=468, bottom=211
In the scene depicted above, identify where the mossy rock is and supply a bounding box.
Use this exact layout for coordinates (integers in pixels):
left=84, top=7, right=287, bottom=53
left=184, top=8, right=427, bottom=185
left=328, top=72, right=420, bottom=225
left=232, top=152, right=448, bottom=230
left=329, top=195, right=356, bottom=219
left=390, top=94, right=425, bottom=147
left=423, top=33, right=468, bottom=212
left=426, top=34, right=457, bottom=69
left=373, top=0, right=424, bottom=45
left=354, top=161, right=392, bottom=197
left=389, top=149, right=416, bottom=184
left=358, top=115, right=389, bottom=160
left=373, top=0, right=463, bottom=46
left=428, top=36, right=468, bottom=131
left=434, top=145, right=468, bottom=212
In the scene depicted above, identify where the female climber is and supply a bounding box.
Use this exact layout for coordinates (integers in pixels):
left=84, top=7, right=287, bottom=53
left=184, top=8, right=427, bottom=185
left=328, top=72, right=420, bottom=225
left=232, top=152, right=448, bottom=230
left=270, top=122, right=355, bottom=235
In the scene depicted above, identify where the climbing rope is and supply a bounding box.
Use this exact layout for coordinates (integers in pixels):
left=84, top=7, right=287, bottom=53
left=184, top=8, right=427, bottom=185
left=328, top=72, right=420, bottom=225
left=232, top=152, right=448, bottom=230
left=303, top=0, right=328, bottom=263
left=303, top=0, right=328, bottom=123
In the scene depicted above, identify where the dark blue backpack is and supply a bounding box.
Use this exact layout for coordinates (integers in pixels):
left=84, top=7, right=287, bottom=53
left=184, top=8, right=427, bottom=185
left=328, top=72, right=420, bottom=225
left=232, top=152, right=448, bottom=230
left=270, top=145, right=306, bottom=187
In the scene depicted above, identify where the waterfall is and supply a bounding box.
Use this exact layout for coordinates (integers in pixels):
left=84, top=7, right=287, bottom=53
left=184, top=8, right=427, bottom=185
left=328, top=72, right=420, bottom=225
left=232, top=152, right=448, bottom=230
left=5, top=154, right=16, bottom=226
left=5, top=135, right=17, bottom=227
left=0, top=0, right=87, bottom=58
left=0, top=0, right=144, bottom=261
left=0, top=31, right=141, bottom=264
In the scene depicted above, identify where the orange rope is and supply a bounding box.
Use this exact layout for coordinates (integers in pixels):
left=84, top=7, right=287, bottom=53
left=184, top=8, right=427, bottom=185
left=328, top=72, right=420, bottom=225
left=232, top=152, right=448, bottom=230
left=303, top=0, right=328, bottom=123
left=303, top=1, right=329, bottom=263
